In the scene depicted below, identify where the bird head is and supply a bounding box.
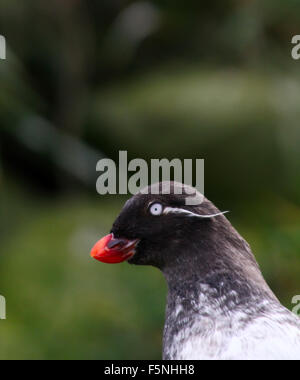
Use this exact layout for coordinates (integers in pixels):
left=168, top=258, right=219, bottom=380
left=91, top=182, right=229, bottom=270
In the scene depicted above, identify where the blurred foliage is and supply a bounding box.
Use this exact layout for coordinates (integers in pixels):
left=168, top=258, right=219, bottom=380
left=0, top=0, right=299, bottom=359
left=0, top=186, right=166, bottom=359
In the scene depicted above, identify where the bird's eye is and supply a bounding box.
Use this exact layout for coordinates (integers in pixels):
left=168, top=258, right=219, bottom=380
left=149, top=203, right=163, bottom=216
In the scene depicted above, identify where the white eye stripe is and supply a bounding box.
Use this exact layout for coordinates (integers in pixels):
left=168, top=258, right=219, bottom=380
left=163, top=207, right=229, bottom=219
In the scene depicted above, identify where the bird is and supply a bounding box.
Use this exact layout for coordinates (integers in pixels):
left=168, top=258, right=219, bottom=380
left=91, top=181, right=300, bottom=360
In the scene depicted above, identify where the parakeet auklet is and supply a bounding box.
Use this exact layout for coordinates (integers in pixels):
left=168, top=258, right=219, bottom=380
left=91, top=182, right=300, bottom=360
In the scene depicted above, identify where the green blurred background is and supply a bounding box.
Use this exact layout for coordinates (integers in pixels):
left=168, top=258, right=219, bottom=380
left=0, top=0, right=300, bottom=359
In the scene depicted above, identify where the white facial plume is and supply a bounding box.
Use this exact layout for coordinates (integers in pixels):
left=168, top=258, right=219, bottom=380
left=163, top=207, right=229, bottom=219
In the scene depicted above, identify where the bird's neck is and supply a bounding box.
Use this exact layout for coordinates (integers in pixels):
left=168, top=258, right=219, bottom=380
left=162, top=252, right=277, bottom=309
left=164, top=269, right=275, bottom=308
left=161, top=226, right=277, bottom=303
left=162, top=270, right=277, bottom=360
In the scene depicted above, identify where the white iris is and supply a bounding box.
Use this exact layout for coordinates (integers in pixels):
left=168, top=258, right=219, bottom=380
left=150, top=203, right=163, bottom=216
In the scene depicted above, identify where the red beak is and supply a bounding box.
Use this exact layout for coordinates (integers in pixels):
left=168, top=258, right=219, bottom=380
left=91, top=234, right=140, bottom=264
